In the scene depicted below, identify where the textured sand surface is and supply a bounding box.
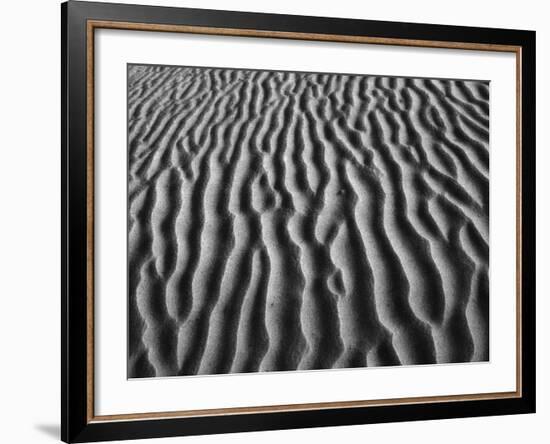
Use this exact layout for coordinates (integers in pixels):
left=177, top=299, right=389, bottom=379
left=127, top=64, right=489, bottom=378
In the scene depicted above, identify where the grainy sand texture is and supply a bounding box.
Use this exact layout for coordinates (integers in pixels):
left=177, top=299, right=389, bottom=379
left=127, top=64, right=489, bottom=378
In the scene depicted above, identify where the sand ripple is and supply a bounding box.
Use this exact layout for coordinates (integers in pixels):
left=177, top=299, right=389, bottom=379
left=127, top=65, right=489, bottom=378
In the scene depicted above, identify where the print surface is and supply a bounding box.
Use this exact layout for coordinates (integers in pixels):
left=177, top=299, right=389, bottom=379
left=127, top=65, right=489, bottom=378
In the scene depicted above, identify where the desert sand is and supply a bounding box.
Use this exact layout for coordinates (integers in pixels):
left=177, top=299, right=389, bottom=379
left=127, top=65, right=489, bottom=378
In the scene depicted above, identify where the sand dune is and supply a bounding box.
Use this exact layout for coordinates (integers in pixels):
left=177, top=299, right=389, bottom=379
left=127, top=65, right=489, bottom=378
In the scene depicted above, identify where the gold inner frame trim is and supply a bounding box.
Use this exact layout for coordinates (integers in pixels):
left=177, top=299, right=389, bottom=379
left=86, top=19, right=523, bottom=423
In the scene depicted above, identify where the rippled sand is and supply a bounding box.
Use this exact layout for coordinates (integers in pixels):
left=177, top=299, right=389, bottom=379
left=127, top=64, right=489, bottom=378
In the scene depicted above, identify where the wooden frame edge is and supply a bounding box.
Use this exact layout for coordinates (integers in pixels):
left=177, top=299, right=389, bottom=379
left=91, top=391, right=520, bottom=423
left=86, top=19, right=95, bottom=424
left=89, top=19, right=521, bottom=52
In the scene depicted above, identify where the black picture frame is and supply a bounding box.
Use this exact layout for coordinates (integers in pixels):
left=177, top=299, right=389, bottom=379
left=61, top=1, right=536, bottom=442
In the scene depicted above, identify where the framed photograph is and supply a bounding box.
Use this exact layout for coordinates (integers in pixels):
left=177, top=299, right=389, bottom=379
left=61, top=1, right=535, bottom=442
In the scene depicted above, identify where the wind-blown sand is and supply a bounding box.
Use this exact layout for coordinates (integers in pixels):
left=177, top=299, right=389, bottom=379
left=127, top=64, right=489, bottom=378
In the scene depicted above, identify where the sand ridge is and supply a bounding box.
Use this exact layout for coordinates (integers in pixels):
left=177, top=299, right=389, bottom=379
left=127, top=65, right=489, bottom=378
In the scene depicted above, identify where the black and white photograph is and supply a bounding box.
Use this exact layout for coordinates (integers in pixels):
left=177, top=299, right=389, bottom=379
left=3, top=0, right=546, bottom=443
left=64, top=2, right=535, bottom=442
left=127, top=65, right=490, bottom=378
